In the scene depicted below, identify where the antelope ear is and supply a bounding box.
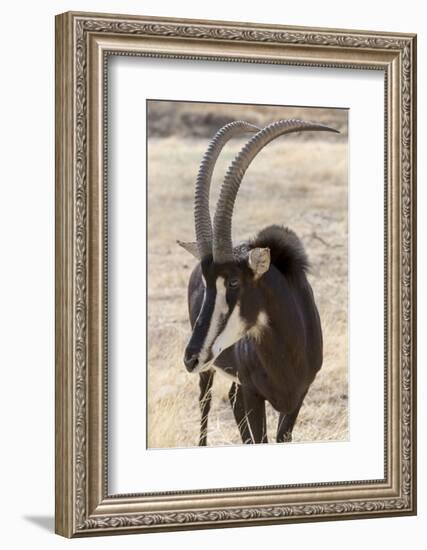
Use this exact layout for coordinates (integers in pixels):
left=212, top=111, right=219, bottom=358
left=248, top=247, right=270, bottom=279
left=176, top=240, right=200, bottom=259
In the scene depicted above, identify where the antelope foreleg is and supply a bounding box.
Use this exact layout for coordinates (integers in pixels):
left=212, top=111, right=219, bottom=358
left=198, top=369, right=215, bottom=446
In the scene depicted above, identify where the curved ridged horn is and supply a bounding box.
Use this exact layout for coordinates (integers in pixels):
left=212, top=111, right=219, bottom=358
left=213, top=119, right=339, bottom=263
left=194, top=121, right=260, bottom=258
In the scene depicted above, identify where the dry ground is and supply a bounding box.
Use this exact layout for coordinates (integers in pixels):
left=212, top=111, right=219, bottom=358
left=147, top=105, right=348, bottom=448
left=147, top=100, right=348, bottom=139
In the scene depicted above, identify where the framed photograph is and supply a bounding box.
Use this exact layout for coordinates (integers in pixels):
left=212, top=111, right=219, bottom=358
left=55, top=11, right=417, bottom=537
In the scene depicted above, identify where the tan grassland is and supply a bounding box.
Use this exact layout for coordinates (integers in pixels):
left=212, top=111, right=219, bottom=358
left=147, top=103, right=348, bottom=448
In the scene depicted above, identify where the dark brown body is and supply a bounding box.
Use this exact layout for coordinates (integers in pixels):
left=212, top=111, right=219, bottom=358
left=187, top=225, right=323, bottom=444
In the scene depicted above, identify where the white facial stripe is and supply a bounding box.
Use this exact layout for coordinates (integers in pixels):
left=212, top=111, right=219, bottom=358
left=191, top=287, right=207, bottom=333
left=199, top=277, right=228, bottom=364
left=211, top=303, right=246, bottom=357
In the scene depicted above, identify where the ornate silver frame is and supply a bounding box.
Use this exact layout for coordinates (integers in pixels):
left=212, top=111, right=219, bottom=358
left=55, top=11, right=417, bottom=537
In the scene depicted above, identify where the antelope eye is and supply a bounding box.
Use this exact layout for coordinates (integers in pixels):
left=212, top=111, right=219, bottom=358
left=228, top=277, right=240, bottom=289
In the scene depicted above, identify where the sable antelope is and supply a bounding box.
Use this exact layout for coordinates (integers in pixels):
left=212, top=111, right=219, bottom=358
left=178, top=119, right=338, bottom=445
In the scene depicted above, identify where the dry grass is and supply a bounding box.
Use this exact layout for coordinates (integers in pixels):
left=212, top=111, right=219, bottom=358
left=148, top=100, right=348, bottom=139
left=147, top=104, right=348, bottom=449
